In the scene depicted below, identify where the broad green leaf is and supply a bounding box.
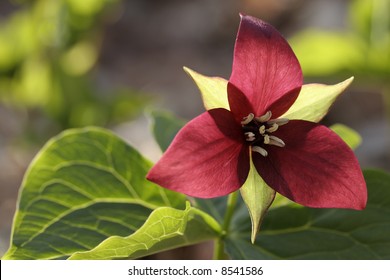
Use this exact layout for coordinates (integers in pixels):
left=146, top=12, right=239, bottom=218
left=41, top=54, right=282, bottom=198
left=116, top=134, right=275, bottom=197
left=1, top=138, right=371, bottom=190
left=184, top=67, right=229, bottom=110
left=225, top=169, right=390, bottom=259
left=282, top=77, right=354, bottom=122
left=149, top=110, right=185, bottom=152
left=240, top=151, right=275, bottom=244
left=69, top=202, right=221, bottom=259
left=2, top=127, right=186, bottom=260
left=330, top=123, right=362, bottom=150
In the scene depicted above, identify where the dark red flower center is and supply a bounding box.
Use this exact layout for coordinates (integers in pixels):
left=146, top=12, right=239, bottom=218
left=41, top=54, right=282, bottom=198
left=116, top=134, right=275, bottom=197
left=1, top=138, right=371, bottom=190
left=241, top=111, right=288, bottom=157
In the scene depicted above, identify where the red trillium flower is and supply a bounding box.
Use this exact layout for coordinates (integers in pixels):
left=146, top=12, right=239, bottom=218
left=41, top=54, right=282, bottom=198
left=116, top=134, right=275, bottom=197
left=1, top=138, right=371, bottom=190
left=147, top=14, right=367, bottom=210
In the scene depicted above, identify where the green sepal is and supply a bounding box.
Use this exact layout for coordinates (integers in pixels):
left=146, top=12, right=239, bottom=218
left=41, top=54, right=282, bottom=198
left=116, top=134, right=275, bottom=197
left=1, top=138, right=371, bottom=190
left=282, top=77, right=354, bottom=122
left=239, top=150, right=276, bottom=244
left=183, top=67, right=229, bottom=110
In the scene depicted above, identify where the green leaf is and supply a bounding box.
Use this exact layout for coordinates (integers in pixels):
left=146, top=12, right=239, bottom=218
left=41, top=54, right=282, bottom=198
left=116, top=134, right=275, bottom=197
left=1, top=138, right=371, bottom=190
left=330, top=123, right=362, bottom=150
left=239, top=151, right=276, bottom=244
left=2, top=127, right=186, bottom=260
left=149, top=110, right=186, bottom=152
left=225, top=169, right=390, bottom=259
left=68, top=202, right=221, bottom=259
left=282, top=77, right=354, bottom=122
left=184, top=67, right=229, bottom=111
left=194, top=197, right=228, bottom=225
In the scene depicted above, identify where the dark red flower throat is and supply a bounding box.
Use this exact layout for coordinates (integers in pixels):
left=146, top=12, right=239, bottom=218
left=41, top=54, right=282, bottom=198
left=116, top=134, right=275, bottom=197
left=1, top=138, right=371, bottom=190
left=241, top=111, right=289, bottom=157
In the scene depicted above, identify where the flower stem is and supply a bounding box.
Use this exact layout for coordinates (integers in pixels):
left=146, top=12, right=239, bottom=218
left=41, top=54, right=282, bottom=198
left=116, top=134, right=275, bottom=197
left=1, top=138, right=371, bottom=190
left=213, top=191, right=238, bottom=260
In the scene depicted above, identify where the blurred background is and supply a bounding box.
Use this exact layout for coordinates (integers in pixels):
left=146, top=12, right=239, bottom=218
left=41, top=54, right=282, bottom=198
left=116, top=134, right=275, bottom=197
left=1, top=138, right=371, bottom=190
left=0, top=0, right=389, bottom=258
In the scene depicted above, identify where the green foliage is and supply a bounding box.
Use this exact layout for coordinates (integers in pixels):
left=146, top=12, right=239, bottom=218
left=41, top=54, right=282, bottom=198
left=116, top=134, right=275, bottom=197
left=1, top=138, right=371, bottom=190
left=69, top=203, right=221, bottom=260
left=2, top=0, right=389, bottom=261
left=2, top=113, right=390, bottom=260
left=289, top=31, right=364, bottom=76
left=0, top=0, right=148, bottom=135
left=151, top=111, right=390, bottom=259
left=2, top=127, right=186, bottom=259
left=225, top=170, right=390, bottom=259
left=289, top=0, right=390, bottom=80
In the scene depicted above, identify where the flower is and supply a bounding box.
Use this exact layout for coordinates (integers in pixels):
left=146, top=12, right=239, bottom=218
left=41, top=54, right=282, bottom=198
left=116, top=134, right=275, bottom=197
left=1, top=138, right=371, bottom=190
left=147, top=14, right=367, bottom=210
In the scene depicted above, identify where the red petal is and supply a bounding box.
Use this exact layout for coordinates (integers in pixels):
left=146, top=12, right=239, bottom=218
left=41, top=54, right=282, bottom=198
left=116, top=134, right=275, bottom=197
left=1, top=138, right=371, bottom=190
left=253, top=120, right=367, bottom=210
left=229, top=14, right=303, bottom=118
left=147, top=109, right=250, bottom=198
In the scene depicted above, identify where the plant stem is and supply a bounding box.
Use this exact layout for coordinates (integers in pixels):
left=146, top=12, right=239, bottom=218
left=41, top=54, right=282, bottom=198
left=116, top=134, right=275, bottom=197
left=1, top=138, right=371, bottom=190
left=213, top=191, right=238, bottom=260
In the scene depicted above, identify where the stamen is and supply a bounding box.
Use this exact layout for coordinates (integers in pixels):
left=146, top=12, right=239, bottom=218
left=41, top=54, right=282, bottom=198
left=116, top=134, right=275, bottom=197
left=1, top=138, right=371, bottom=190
left=267, top=118, right=289, bottom=126
left=266, top=123, right=278, bottom=133
left=259, top=125, right=266, bottom=135
left=241, top=113, right=254, bottom=125
left=255, top=111, right=272, bottom=123
left=252, top=146, right=268, bottom=157
left=241, top=110, right=287, bottom=153
left=268, top=135, right=285, bottom=147
left=245, top=132, right=256, bottom=142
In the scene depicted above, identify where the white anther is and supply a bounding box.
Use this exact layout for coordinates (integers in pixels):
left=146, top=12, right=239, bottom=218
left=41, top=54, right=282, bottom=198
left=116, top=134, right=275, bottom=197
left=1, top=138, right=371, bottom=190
left=267, top=118, right=289, bottom=126
left=268, top=135, right=285, bottom=147
left=245, top=132, right=256, bottom=142
left=252, top=146, right=268, bottom=157
left=259, top=125, right=266, bottom=135
left=255, top=111, right=272, bottom=123
left=241, top=113, right=254, bottom=125
left=266, top=123, right=279, bottom=133
left=263, top=134, right=270, bottom=144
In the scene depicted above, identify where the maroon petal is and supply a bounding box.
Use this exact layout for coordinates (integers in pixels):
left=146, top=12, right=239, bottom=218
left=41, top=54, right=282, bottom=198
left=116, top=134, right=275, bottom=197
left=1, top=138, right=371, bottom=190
left=147, top=109, right=250, bottom=198
left=253, top=120, right=367, bottom=210
left=227, top=82, right=254, bottom=123
left=229, top=14, right=303, bottom=118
